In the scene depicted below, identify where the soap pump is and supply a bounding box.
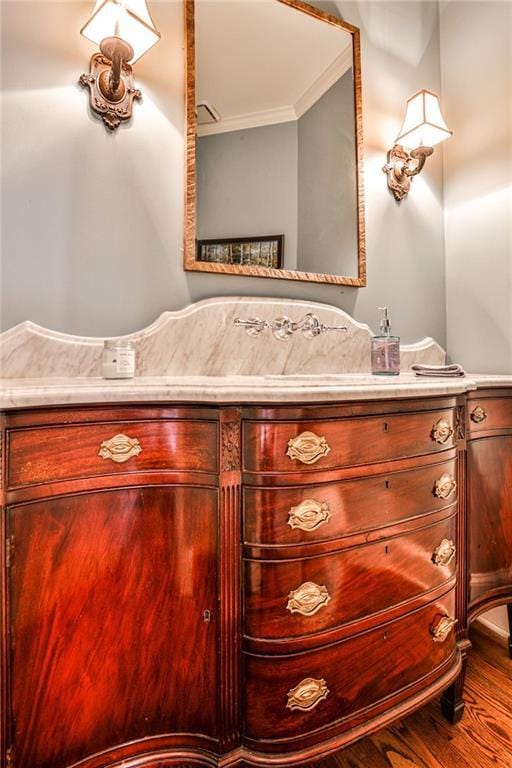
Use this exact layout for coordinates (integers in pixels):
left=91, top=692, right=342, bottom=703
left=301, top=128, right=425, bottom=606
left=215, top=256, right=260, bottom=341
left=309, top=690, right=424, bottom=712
left=371, top=307, right=400, bottom=376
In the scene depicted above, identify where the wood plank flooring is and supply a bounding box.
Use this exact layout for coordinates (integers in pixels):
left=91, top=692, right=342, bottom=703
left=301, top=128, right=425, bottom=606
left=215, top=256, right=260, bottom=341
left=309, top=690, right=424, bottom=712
left=317, top=626, right=512, bottom=768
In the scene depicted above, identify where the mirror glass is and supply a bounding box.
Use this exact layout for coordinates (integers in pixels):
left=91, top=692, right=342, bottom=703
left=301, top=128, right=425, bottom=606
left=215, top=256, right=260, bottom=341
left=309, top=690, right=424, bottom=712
left=184, top=0, right=365, bottom=286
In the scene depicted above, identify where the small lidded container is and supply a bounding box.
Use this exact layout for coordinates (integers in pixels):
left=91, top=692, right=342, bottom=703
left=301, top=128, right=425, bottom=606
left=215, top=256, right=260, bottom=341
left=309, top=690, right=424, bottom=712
left=102, top=339, right=136, bottom=379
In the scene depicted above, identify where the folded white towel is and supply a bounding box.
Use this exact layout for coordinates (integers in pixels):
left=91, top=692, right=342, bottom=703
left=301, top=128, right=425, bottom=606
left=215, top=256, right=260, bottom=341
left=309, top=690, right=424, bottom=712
left=411, top=363, right=466, bottom=378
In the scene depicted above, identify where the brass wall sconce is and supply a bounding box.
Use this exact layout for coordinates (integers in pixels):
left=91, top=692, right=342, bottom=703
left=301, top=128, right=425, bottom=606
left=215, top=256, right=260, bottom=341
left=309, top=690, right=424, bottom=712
left=79, top=0, right=161, bottom=131
left=383, top=89, right=452, bottom=201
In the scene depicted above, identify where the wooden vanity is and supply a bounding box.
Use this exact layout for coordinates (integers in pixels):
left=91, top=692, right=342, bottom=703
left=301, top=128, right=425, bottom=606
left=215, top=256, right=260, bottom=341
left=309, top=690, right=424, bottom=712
left=1, top=388, right=510, bottom=768
left=0, top=298, right=510, bottom=768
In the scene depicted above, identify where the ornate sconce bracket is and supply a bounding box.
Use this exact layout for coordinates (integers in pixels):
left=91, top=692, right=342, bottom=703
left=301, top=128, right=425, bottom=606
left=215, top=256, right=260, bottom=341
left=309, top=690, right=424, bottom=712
left=79, top=52, right=142, bottom=132
left=383, top=144, right=434, bottom=201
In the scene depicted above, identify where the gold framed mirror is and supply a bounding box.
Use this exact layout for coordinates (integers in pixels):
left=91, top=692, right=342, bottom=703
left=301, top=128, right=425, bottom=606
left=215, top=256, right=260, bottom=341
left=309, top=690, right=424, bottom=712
left=184, top=0, right=365, bottom=286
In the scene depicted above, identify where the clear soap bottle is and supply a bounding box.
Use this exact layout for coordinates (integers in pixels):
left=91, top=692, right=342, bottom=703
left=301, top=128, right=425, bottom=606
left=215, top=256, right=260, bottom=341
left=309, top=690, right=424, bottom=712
left=371, top=307, right=400, bottom=375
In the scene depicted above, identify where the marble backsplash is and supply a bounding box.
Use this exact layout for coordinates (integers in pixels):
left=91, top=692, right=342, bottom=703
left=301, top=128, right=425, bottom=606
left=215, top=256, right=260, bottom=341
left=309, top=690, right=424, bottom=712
left=0, top=297, right=445, bottom=379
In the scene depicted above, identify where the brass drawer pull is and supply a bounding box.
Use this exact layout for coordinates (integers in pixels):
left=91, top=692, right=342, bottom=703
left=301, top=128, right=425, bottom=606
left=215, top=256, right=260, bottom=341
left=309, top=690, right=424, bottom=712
left=432, top=539, right=456, bottom=567
left=433, top=473, right=457, bottom=500
left=431, top=418, right=454, bottom=445
left=286, top=582, right=331, bottom=616
left=431, top=615, right=457, bottom=643
left=286, top=431, right=331, bottom=465
left=286, top=678, right=329, bottom=712
left=288, top=499, right=331, bottom=532
left=471, top=406, right=488, bottom=424
left=98, top=433, right=142, bottom=463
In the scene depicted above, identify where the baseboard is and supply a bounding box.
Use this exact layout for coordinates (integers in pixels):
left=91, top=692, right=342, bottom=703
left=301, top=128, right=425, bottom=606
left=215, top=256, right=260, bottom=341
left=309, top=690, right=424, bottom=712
left=473, top=616, right=509, bottom=648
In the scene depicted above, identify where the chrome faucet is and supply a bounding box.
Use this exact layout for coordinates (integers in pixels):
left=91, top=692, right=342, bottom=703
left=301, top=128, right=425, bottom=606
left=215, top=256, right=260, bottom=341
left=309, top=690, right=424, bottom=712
left=234, top=313, right=347, bottom=341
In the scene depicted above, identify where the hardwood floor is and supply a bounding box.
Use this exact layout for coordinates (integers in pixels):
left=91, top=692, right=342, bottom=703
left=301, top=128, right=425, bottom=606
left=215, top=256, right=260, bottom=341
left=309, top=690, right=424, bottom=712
left=318, top=625, right=512, bottom=768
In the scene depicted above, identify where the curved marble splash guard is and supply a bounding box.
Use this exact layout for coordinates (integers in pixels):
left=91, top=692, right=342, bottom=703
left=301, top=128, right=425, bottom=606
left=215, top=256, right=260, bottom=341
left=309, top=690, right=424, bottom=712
left=0, top=297, right=445, bottom=379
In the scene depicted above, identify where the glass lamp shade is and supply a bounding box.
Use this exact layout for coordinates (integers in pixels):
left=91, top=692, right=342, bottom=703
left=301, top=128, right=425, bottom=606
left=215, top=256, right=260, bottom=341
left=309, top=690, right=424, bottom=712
left=81, top=0, right=161, bottom=63
left=395, top=89, right=452, bottom=149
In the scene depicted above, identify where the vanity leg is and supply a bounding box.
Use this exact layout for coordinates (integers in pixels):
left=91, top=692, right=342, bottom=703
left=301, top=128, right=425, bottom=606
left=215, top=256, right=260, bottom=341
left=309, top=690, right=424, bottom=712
left=507, top=603, right=512, bottom=659
left=441, top=648, right=468, bottom=724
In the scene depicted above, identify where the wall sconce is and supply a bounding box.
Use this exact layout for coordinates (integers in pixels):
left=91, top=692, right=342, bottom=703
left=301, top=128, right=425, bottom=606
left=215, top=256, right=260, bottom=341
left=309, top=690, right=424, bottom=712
left=383, top=89, right=452, bottom=201
left=79, top=0, right=161, bottom=131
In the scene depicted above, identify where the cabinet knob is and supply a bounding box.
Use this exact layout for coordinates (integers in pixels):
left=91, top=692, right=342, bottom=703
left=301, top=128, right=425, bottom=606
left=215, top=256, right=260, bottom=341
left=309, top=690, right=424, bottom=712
left=433, top=473, right=457, bottom=500
left=432, top=538, right=456, bottom=567
left=286, top=431, right=331, bottom=465
left=430, top=615, right=457, bottom=643
left=287, top=499, right=331, bottom=532
left=471, top=406, right=488, bottom=424
left=98, top=433, right=142, bottom=463
left=286, top=677, right=329, bottom=712
left=286, top=582, right=331, bottom=616
left=431, top=418, right=454, bottom=445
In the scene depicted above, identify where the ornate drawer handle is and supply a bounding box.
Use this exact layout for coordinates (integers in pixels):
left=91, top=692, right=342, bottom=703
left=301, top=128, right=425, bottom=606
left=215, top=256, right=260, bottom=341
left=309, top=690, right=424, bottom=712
left=288, top=499, right=331, bottom=531
left=431, top=615, right=457, bottom=643
left=432, top=539, right=456, bottom=567
left=286, top=677, right=329, bottom=712
left=286, top=431, right=331, bottom=465
left=471, top=406, right=488, bottom=424
left=433, top=473, right=457, bottom=500
left=286, top=582, right=331, bottom=616
left=98, top=433, right=142, bottom=463
left=431, top=418, right=454, bottom=445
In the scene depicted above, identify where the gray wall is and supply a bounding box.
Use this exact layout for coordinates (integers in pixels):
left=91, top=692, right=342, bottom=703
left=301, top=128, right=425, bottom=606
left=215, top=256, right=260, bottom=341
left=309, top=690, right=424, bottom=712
left=441, top=0, right=512, bottom=373
left=1, top=0, right=446, bottom=345
left=297, top=70, right=357, bottom=275
left=440, top=0, right=512, bottom=635
left=196, top=122, right=298, bottom=270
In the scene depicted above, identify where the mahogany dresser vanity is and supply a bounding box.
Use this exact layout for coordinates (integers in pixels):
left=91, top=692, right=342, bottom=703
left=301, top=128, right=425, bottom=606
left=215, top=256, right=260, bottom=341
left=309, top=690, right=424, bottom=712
left=0, top=300, right=510, bottom=768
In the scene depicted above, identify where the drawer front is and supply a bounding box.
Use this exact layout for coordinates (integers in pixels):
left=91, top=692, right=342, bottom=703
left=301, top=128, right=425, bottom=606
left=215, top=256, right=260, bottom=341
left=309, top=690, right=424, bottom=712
left=244, top=458, right=457, bottom=546
left=244, top=590, right=456, bottom=741
left=244, top=409, right=456, bottom=474
left=468, top=398, right=512, bottom=434
left=7, top=420, right=218, bottom=487
left=245, top=515, right=456, bottom=640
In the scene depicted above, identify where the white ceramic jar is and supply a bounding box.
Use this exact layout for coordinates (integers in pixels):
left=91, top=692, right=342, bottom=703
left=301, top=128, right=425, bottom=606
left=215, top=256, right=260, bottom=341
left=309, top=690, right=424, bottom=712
left=102, top=340, right=136, bottom=379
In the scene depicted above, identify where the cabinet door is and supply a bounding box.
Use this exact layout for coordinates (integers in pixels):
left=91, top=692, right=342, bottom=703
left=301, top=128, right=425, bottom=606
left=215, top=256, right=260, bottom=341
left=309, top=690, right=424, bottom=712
left=469, top=436, right=512, bottom=604
left=8, top=486, right=218, bottom=768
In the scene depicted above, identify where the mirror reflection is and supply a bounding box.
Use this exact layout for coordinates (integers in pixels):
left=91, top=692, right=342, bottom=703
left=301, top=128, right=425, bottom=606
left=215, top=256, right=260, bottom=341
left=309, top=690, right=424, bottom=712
left=186, top=0, right=365, bottom=285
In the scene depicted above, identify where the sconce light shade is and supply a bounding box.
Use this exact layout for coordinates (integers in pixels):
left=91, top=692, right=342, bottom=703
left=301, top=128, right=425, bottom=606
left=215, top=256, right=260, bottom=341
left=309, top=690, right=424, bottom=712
left=383, top=88, right=452, bottom=200
left=395, top=89, right=452, bottom=149
left=81, top=0, right=161, bottom=63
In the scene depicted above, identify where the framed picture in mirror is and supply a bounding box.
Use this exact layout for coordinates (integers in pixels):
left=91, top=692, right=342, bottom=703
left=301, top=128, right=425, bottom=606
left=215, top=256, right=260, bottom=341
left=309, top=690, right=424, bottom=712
left=197, top=235, right=284, bottom=269
left=184, top=0, right=366, bottom=286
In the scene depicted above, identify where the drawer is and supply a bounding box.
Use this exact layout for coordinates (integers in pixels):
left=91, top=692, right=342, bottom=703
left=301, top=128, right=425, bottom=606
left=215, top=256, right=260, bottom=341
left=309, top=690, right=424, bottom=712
left=244, top=589, right=456, bottom=741
left=7, top=420, right=218, bottom=487
left=244, top=409, right=456, bottom=474
left=244, top=458, right=457, bottom=546
left=468, top=397, right=512, bottom=433
left=245, top=515, right=456, bottom=641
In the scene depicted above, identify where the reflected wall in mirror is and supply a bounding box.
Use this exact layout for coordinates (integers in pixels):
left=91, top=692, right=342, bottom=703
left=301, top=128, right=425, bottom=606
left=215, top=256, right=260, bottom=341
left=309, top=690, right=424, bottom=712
left=184, top=0, right=366, bottom=286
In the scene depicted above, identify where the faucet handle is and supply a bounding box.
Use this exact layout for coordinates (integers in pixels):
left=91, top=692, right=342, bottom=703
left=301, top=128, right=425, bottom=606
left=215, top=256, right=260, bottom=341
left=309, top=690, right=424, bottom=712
left=301, top=313, right=348, bottom=339
left=233, top=317, right=269, bottom=337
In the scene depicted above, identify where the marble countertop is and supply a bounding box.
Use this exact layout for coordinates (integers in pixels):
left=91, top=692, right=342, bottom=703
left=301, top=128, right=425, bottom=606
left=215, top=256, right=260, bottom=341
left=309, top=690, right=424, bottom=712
left=2, top=372, right=509, bottom=409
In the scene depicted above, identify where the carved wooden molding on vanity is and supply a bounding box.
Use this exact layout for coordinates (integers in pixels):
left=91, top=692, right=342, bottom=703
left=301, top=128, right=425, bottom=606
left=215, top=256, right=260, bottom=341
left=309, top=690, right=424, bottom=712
left=221, top=420, right=241, bottom=473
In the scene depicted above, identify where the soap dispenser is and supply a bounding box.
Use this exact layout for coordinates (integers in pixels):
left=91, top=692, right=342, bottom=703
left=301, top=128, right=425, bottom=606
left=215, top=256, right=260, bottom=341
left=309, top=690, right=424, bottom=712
left=371, top=307, right=400, bottom=375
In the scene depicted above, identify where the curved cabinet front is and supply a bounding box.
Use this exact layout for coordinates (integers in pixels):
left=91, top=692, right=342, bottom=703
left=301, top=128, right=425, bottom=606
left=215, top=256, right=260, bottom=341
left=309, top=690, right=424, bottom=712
left=8, top=486, right=219, bottom=768
left=245, top=513, right=457, bottom=645
left=468, top=418, right=512, bottom=619
left=244, top=590, right=458, bottom=749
